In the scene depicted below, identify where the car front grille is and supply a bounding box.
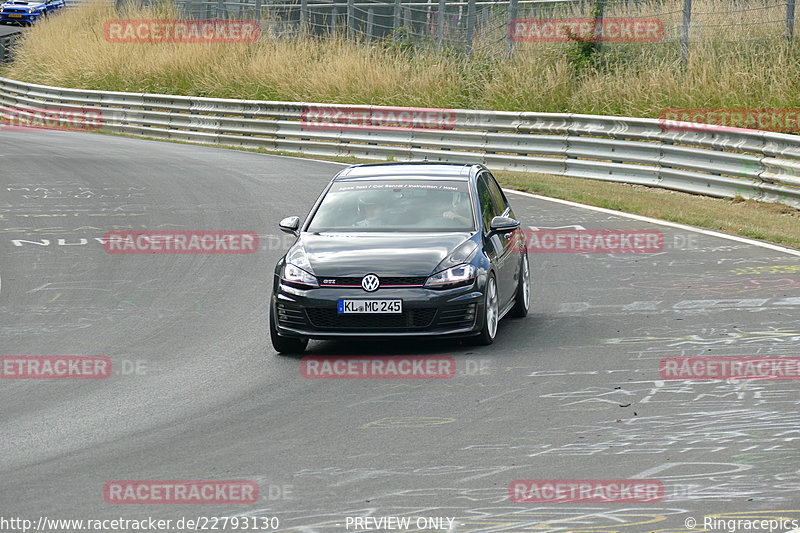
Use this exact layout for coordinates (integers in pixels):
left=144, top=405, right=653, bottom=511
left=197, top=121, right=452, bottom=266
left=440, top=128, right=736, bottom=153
left=318, top=276, right=427, bottom=288
left=279, top=302, right=476, bottom=334
left=306, top=307, right=436, bottom=330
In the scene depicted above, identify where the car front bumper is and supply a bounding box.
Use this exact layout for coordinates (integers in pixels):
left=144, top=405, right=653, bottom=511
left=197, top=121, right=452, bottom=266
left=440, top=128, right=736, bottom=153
left=1, top=13, right=35, bottom=22
left=273, top=282, right=484, bottom=339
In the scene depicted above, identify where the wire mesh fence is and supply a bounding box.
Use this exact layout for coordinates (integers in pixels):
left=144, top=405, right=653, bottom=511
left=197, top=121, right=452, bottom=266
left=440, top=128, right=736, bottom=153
left=98, top=0, right=799, bottom=61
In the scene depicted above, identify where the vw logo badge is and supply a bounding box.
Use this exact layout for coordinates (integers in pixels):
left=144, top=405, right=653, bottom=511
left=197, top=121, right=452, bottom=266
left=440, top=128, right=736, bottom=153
left=361, top=274, right=380, bottom=292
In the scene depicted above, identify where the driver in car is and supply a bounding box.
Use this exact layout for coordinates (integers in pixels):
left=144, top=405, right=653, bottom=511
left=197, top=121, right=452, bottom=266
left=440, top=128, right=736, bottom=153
left=355, top=190, right=384, bottom=228
left=442, top=191, right=472, bottom=226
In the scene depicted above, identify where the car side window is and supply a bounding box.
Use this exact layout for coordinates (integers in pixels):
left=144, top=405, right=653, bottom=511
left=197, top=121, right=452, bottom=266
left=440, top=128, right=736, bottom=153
left=476, top=174, right=499, bottom=232
left=484, top=172, right=510, bottom=215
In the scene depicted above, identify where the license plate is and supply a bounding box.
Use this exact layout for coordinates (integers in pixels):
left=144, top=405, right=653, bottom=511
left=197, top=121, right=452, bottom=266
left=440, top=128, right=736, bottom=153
left=9, top=14, right=22, bottom=17
left=338, top=299, right=402, bottom=314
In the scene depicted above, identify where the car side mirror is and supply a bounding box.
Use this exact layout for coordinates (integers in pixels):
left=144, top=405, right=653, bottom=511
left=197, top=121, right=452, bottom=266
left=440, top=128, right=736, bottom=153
left=279, top=216, right=301, bottom=235
left=488, top=215, right=520, bottom=235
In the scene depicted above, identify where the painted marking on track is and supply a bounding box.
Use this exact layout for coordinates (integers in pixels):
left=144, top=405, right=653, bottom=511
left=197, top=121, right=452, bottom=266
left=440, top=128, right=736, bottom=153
left=475, top=387, right=528, bottom=405
left=528, top=224, right=587, bottom=230
left=604, top=328, right=800, bottom=345
left=730, top=265, right=800, bottom=275
left=361, top=417, right=456, bottom=429
left=27, top=281, right=131, bottom=292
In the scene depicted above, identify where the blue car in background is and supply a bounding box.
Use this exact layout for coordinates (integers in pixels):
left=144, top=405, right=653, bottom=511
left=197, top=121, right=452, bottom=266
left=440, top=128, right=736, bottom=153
left=0, top=0, right=64, bottom=25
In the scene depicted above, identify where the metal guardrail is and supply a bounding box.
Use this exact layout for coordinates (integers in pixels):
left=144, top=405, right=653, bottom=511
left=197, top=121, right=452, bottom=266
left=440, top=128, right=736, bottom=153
left=2, top=75, right=800, bottom=207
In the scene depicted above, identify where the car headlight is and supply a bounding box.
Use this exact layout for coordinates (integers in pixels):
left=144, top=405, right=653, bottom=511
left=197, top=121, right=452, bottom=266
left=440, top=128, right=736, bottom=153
left=281, top=263, right=319, bottom=288
left=424, top=264, right=475, bottom=290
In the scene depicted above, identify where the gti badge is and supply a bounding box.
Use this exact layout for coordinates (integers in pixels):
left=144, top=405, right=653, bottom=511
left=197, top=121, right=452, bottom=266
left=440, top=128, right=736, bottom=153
left=361, top=274, right=380, bottom=292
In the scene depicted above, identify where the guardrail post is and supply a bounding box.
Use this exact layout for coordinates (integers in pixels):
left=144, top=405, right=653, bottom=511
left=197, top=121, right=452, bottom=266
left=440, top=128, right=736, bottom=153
left=366, top=7, right=374, bottom=40
left=681, top=0, right=692, bottom=64
left=217, top=0, right=226, bottom=19
left=592, top=0, right=604, bottom=52
left=0, top=33, right=19, bottom=64
left=299, top=0, right=308, bottom=36
left=254, top=0, right=262, bottom=22
left=787, top=0, right=796, bottom=42
left=437, top=0, right=446, bottom=48
left=347, top=0, right=354, bottom=38
left=466, top=0, right=476, bottom=53
left=508, top=0, right=518, bottom=51
left=393, top=0, right=402, bottom=33
left=332, top=6, right=339, bottom=35
left=426, top=0, right=432, bottom=34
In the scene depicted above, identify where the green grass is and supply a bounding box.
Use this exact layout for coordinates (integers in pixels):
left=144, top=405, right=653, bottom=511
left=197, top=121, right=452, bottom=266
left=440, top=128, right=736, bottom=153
left=497, top=170, right=800, bottom=249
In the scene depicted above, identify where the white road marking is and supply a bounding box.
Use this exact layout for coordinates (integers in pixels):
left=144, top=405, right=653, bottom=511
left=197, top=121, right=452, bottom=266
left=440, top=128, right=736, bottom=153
left=505, top=189, right=800, bottom=257
left=528, top=224, right=586, bottom=230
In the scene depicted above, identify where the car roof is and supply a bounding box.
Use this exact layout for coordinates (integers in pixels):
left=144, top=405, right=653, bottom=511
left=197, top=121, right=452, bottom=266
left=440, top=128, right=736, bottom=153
left=333, top=162, right=476, bottom=181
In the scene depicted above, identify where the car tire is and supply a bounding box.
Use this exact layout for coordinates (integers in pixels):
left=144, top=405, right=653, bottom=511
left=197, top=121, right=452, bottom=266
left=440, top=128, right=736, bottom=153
left=270, top=305, right=308, bottom=354
left=509, top=253, right=530, bottom=318
left=472, top=273, right=499, bottom=346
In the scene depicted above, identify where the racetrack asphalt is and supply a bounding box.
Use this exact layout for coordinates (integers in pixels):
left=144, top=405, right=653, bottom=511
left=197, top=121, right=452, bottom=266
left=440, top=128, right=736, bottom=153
left=1, top=128, right=799, bottom=532
left=0, top=25, right=24, bottom=37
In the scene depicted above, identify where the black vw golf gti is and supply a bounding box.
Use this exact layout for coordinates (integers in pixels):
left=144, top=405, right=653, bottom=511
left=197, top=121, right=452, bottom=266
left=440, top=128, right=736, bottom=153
left=270, top=163, right=530, bottom=353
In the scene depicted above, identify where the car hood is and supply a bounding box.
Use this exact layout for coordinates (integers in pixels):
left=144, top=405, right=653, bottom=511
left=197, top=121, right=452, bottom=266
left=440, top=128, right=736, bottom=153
left=288, top=232, right=475, bottom=277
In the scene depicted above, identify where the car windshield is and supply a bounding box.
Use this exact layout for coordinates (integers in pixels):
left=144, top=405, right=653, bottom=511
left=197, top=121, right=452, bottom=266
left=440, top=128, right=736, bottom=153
left=306, top=179, right=475, bottom=232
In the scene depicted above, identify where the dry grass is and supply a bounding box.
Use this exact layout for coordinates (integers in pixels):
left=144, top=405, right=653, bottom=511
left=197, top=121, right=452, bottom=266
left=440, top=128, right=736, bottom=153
left=497, top=170, right=800, bottom=248
left=4, top=0, right=800, bottom=117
